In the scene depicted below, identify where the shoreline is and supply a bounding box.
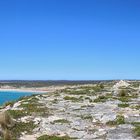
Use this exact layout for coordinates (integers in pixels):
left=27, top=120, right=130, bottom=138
left=0, top=84, right=94, bottom=94
left=0, top=88, right=47, bottom=93
left=0, top=85, right=69, bottom=94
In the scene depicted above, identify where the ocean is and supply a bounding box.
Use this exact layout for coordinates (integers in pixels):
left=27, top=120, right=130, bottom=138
left=0, top=91, right=36, bottom=105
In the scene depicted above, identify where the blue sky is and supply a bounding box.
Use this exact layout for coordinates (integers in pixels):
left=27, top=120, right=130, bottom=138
left=0, top=0, right=140, bottom=80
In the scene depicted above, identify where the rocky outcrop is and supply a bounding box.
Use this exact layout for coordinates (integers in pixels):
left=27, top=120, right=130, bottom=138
left=0, top=81, right=140, bottom=140
left=113, top=80, right=130, bottom=90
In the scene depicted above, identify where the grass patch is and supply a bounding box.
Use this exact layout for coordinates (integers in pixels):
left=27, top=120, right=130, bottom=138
left=8, top=110, right=28, bottom=119
left=69, top=90, right=88, bottom=95
left=62, top=85, right=103, bottom=95
left=84, top=97, right=92, bottom=102
left=132, top=105, right=140, bottom=110
left=37, top=135, right=74, bottom=140
left=118, top=103, right=129, bottom=108
left=80, top=85, right=103, bottom=92
left=117, top=89, right=138, bottom=102
left=131, top=121, right=140, bottom=137
left=81, top=115, right=92, bottom=120
left=118, top=97, right=130, bottom=102
left=21, top=95, right=38, bottom=102
left=64, top=96, right=83, bottom=102
left=133, top=125, right=140, bottom=137
left=8, top=102, right=49, bottom=119
left=52, top=119, right=70, bottom=124
left=118, top=90, right=128, bottom=97
left=19, top=102, right=49, bottom=117
left=11, top=121, right=36, bottom=139
left=94, top=95, right=108, bottom=102
left=131, top=122, right=140, bottom=126
left=106, top=115, right=125, bottom=126
left=4, top=101, right=15, bottom=107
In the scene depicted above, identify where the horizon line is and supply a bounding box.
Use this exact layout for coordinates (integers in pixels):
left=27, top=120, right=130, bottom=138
left=0, top=79, right=140, bottom=81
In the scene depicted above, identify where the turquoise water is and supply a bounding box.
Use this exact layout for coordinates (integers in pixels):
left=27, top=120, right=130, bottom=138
left=0, top=91, right=36, bottom=105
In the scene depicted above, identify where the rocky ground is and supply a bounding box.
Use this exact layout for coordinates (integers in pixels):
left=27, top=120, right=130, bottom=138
left=0, top=80, right=140, bottom=140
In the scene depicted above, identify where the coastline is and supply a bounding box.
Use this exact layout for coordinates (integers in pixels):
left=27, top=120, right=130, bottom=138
left=0, top=85, right=69, bottom=94
left=0, top=81, right=139, bottom=139
left=0, top=88, right=46, bottom=93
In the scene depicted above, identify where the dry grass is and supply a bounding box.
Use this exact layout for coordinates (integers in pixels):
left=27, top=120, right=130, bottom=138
left=0, top=112, right=14, bottom=140
left=0, top=112, right=14, bottom=129
left=3, top=129, right=12, bottom=140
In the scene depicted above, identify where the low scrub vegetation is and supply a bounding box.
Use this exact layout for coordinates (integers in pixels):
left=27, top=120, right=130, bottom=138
left=133, top=125, right=140, bottom=137
left=0, top=111, right=14, bottom=140
left=132, top=122, right=140, bottom=137
left=8, top=110, right=28, bottom=119
left=94, top=95, right=108, bottom=102
left=106, top=115, right=125, bottom=126
left=4, top=101, right=15, bottom=108
left=0, top=111, right=37, bottom=139
left=118, top=90, right=128, bottom=97
left=81, top=115, right=93, bottom=120
left=118, top=103, right=129, bottom=108
left=64, top=96, right=83, bottom=102
left=52, top=119, right=70, bottom=124
left=11, top=121, right=36, bottom=139
left=37, top=135, right=73, bottom=140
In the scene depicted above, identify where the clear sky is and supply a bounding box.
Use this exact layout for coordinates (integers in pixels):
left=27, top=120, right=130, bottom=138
left=0, top=0, right=140, bottom=80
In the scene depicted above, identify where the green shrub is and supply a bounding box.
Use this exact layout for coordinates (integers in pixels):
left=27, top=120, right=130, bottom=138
left=133, top=125, right=140, bottom=137
left=118, top=97, right=130, bottom=102
left=135, top=105, right=140, bottom=110
left=118, top=103, right=129, bottom=108
left=81, top=115, right=92, bottom=120
left=11, top=121, right=36, bottom=138
left=8, top=110, right=28, bottom=119
left=0, top=112, right=14, bottom=140
left=3, top=129, right=12, bottom=140
left=64, top=96, right=83, bottom=102
left=94, top=95, right=108, bottom=102
left=0, top=112, right=14, bottom=129
left=19, top=102, right=50, bottom=117
left=106, top=115, right=125, bottom=126
left=4, top=101, right=15, bottom=107
left=116, top=115, right=125, bottom=124
left=52, top=119, right=70, bottom=124
left=37, top=135, right=72, bottom=140
left=99, top=83, right=104, bottom=89
left=118, top=90, right=127, bottom=97
left=131, top=122, right=140, bottom=137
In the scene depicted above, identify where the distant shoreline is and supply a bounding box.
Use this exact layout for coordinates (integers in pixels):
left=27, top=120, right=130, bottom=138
left=0, top=85, right=68, bottom=94
left=0, top=88, right=46, bottom=93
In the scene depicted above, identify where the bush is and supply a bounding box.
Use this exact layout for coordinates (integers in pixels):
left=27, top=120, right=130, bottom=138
left=116, top=115, right=125, bottom=125
left=118, top=103, right=129, bottom=108
left=37, top=135, right=71, bottom=140
left=94, top=95, right=108, bottom=102
left=99, top=83, right=104, bottom=89
left=106, top=115, right=125, bottom=126
left=64, top=96, right=83, bottom=102
left=3, top=129, right=12, bottom=140
left=0, top=112, right=14, bottom=140
left=118, top=90, right=127, bottom=97
left=0, top=112, right=14, bottom=129
left=52, top=119, right=70, bottom=124
left=11, top=121, right=36, bottom=138
left=4, top=101, right=15, bottom=107
left=133, top=126, right=140, bottom=137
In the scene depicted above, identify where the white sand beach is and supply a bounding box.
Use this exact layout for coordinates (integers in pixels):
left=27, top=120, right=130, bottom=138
left=0, top=85, right=69, bottom=93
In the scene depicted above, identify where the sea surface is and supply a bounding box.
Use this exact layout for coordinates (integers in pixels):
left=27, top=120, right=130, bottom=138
left=0, top=91, right=37, bottom=105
